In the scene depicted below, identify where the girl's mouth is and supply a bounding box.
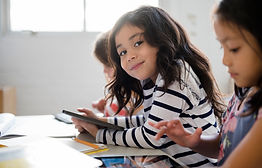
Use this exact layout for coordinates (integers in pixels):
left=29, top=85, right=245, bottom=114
left=130, top=61, right=144, bottom=70
left=229, top=72, right=238, bottom=78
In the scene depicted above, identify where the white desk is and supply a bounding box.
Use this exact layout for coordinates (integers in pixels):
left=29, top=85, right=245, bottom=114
left=0, top=136, right=102, bottom=168
left=0, top=115, right=186, bottom=167
left=6, top=115, right=77, bottom=138
left=76, top=124, right=187, bottom=167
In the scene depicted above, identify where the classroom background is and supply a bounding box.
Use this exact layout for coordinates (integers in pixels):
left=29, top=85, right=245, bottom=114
left=0, top=0, right=232, bottom=116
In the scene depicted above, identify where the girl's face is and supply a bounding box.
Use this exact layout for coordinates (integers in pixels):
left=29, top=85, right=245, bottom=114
left=115, top=24, right=159, bottom=82
left=214, top=18, right=262, bottom=88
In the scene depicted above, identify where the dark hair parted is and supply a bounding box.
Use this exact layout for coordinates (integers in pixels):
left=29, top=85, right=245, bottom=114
left=107, top=6, right=225, bottom=121
left=93, top=31, right=111, bottom=67
left=216, top=0, right=262, bottom=115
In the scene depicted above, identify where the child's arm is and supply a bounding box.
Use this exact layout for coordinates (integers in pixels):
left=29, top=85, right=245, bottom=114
left=72, top=108, right=144, bottom=137
left=106, top=115, right=144, bottom=128
left=150, top=119, right=220, bottom=159
left=222, top=117, right=262, bottom=168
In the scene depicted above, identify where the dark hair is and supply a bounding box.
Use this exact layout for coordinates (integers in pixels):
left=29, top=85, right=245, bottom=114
left=216, top=0, right=262, bottom=114
left=107, top=6, right=225, bottom=121
left=93, top=31, right=111, bottom=67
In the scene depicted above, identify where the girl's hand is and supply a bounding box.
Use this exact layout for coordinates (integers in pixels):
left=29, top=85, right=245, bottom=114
left=72, top=108, right=99, bottom=137
left=149, top=119, right=202, bottom=149
left=92, top=98, right=106, bottom=113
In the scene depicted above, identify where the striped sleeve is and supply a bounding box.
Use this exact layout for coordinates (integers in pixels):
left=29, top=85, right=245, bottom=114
left=107, top=115, right=144, bottom=128
left=96, top=78, right=190, bottom=148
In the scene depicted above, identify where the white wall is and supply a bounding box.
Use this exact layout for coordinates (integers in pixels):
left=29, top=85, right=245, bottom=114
left=161, top=0, right=233, bottom=94
left=0, top=33, right=106, bottom=115
left=0, top=0, right=233, bottom=116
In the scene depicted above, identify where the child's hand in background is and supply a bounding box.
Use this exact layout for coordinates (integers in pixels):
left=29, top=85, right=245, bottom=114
left=92, top=98, right=106, bottom=113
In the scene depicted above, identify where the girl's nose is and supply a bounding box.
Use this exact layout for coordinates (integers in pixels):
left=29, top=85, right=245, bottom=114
left=222, top=52, right=232, bottom=67
left=127, top=53, right=136, bottom=62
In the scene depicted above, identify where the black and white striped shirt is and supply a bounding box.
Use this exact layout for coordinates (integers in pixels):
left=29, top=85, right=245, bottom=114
left=96, top=63, right=219, bottom=167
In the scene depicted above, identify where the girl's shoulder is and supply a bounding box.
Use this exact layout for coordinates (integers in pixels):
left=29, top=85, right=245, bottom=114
left=177, top=62, right=204, bottom=97
left=156, top=61, right=200, bottom=88
left=179, top=61, right=202, bottom=87
left=155, top=62, right=206, bottom=104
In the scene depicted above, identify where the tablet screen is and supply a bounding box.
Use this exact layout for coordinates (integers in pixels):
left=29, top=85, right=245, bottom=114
left=95, top=155, right=184, bottom=168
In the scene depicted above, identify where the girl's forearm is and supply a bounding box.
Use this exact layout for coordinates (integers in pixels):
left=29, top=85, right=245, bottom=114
left=99, top=116, right=108, bottom=122
left=192, top=133, right=221, bottom=159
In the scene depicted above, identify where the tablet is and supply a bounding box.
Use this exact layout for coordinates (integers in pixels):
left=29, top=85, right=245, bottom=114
left=54, top=113, right=73, bottom=124
left=62, top=110, right=124, bottom=131
left=94, top=155, right=185, bottom=168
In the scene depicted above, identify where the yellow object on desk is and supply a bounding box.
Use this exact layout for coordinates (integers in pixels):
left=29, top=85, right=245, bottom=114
left=59, top=137, right=108, bottom=155
left=73, top=137, right=108, bottom=154
left=0, top=144, right=7, bottom=148
left=84, top=147, right=109, bottom=155
left=74, top=137, right=99, bottom=149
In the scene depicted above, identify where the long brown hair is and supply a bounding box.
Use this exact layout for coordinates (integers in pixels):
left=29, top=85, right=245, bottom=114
left=107, top=6, right=225, bottom=121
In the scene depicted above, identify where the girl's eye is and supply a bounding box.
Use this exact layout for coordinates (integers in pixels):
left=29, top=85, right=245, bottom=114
left=229, top=47, right=240, bottom=53
left=134, top=41, right=143, bottom=47
left=119, top=50, right=127, bottom=56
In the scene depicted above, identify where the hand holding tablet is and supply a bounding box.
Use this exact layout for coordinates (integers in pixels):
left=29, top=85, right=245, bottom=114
left=62, top=110, right=124, bottom=131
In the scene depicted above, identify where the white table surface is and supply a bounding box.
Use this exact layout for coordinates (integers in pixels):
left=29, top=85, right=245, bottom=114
left=1, top=115, right=187, bottom=167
